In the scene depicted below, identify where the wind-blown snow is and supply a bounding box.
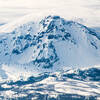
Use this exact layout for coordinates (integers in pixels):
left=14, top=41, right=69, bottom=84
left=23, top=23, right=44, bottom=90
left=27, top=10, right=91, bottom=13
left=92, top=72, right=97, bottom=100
left=0, top=0, right=100, bottom=27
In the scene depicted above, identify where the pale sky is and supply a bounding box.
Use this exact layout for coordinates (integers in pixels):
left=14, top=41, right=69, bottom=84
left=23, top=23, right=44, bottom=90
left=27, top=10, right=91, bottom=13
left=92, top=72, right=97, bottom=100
left=0, top=0, right=100, bottom=27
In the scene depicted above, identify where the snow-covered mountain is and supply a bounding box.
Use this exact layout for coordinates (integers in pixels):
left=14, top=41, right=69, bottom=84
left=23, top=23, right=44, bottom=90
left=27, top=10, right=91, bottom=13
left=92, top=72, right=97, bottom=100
left=0, top=15, right=100, bottom=100
left=0, top=15, right=100, bottom=69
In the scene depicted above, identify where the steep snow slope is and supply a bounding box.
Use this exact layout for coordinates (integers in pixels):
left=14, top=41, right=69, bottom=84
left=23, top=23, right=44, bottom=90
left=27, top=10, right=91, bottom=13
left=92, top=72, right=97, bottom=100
left=0, top=15, right=100, bottom=69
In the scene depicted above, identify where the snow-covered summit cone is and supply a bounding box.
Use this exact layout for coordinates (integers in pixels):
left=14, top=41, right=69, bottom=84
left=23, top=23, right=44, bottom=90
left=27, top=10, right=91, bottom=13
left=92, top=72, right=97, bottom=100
left=0, top=15, right=100, bottom=68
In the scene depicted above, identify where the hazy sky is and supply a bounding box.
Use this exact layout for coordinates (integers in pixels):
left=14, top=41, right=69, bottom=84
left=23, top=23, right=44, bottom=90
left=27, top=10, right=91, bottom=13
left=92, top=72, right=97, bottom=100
left=0, top=0, right=100, bottom=27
